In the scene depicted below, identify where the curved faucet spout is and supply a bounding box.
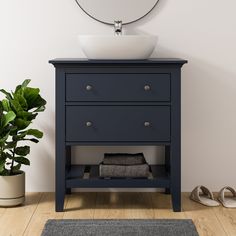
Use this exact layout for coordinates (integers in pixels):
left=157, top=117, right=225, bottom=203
left=114, top=21, right=122, bottom=35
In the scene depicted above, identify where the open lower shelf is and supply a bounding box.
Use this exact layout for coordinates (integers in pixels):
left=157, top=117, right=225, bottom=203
left=66, top=165, right=170, bottom=188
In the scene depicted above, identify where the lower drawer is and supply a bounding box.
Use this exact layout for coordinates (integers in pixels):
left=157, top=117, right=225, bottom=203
left=66, top=106, right=170, bottom=142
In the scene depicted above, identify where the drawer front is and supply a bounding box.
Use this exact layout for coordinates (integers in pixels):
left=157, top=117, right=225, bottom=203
left=66, top=73, right=170, bottom=102
left=66, top=106, right=170, bottom=142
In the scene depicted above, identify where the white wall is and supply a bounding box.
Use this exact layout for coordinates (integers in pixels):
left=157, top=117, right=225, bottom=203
left=0, top=0, right=236, bottom=192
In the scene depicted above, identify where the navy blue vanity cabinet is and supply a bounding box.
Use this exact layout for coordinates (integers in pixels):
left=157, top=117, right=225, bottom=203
left=49, top=58, right=187, bottom=212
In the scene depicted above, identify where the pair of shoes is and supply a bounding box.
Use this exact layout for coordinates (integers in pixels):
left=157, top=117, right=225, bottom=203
left=190, top=185, right=236, bottom=208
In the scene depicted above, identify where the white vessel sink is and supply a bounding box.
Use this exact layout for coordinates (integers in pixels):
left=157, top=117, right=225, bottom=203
left=78, top=35, right=157, bottom=60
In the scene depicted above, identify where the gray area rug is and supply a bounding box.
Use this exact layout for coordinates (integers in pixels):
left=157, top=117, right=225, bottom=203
left=41, top=219, right=199, bottom=236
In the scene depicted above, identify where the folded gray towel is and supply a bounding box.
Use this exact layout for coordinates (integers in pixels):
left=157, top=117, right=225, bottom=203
left=99, top=164, right=150, bottom=178
left=103, top=153, right=145, bottom=165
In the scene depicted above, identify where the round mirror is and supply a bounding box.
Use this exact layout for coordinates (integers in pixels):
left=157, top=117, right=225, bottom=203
left=75, top=0, right=159, bottom=25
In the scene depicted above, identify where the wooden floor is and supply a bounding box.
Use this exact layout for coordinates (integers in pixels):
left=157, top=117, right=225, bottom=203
left=0, top=192, right=235, bottom=236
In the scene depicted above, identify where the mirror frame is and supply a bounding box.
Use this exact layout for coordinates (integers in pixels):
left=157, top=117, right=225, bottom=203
left=75, top=0, right=159, bottom=25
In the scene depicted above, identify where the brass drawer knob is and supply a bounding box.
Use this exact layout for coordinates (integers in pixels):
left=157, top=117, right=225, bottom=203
left=86, top=85, right=93, bottom=91
left=144, top=85, right=151, bottom=91
left=144, top=121, right=151, bottom=127
left=86, top=121, right=92, bottom=127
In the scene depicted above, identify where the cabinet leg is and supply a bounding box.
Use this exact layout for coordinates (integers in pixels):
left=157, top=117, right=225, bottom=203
left=66, top=189, right=71, bottom=194
left=170, top=143, right=181, bottom=212
left=171, top=187, right=181, bottom=212
left=165, top=188, right=171, bottom=194
left=66, top=146, right=72, bottom=195
left=165, top=145, right=170, bottom=194
left=56, top=192, right=65, bottom=212
left=56, top=143, right=66, bottom=212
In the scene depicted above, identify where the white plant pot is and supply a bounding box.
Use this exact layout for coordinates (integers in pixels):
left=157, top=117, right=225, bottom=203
left=0, top=171, right=25, bottom=207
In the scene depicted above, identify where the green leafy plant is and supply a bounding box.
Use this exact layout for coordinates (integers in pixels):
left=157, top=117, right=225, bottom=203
left=0, top=80, right=46, bottom=176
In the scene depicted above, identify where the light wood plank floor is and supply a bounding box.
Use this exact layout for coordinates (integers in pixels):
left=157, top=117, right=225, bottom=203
left=0, top=192, right=235, bottom=236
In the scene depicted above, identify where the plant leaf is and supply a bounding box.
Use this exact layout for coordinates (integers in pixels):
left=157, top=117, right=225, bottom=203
left=29, top=95, right=46, bottom=110
left=23, top=87, right=40, bottom=109
left=22, top=79, right=31, bottom=88
left=17, top=111, right=37, bottom=121
left=33, top=105, right=46, bottom=113
left=5, top=141, right=16, bottom=148
left=14, top=94, right=28, bottom=110
left=12, top=132, right=26, bottom=141
left=0, top=89, right=12, bottom=100
left=14, top=118, right=31, bottom=130
left=26, top=129, right=43, bottom=138
left=15, top=156, right=30, bottom=165
left=18, top=129, right=43, bottom=139
left=28, top=138, right=39, bottom=143
left=2, top=99, right=11, bottom=112
left=5, top=152, right=13, bottom=159
left=15, top=146, right=30, bottom=156
left=9, top=99, right=23, bottom=113
left=0, top=163, right=5, bottom=173
left=0, top=158, right=6, bottom=173
left=0, top=111, right=16, bottom=132
left=12, top=163, right=21, bottom=172
left=2, top=111, right=16, bottom=128
left=0, top=102, right=3, bottom=115
left=0, top=133, right=10, bottom=144
left=0, top=169, right=10, bottom=176
left=14, top=79, right=31, bottom=94
left=14, top=85, right=22, bottom=94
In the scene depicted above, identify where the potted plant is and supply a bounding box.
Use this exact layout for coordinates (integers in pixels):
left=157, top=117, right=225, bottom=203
left=0, top=79, right=46, bottom=206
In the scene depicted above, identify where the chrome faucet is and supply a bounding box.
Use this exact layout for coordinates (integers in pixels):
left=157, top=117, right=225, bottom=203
left=114, top=21, right=122, bottom=35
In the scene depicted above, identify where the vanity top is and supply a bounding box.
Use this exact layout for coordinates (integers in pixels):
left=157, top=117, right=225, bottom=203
left=49, top=58, right=187, bottom=65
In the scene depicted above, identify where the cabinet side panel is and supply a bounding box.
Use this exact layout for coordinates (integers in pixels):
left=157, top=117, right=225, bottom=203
left=170, top=67, right=181, bottom=212
left=55, top=67, right=66, bottom=211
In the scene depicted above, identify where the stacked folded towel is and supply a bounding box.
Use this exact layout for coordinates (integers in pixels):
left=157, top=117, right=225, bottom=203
left=99, top=153, right=150, bottom=178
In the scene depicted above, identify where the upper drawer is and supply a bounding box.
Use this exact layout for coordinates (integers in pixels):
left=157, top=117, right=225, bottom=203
left=66, top=73, right=170, bottom=102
